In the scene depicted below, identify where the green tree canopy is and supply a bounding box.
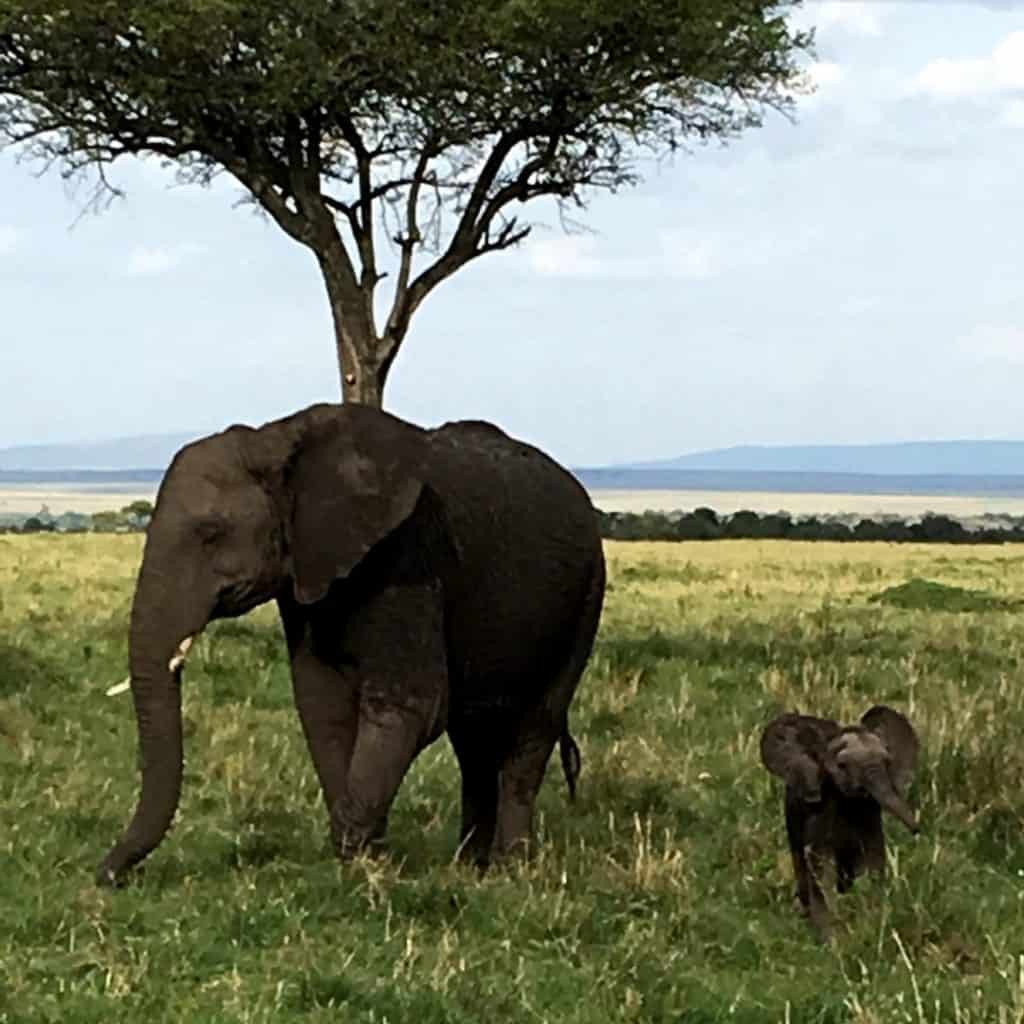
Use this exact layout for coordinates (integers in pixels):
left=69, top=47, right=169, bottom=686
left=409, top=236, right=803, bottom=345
left=0, top=0, right=813, bottom=406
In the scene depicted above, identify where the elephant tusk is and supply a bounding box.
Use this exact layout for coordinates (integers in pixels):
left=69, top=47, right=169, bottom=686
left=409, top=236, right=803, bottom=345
left=106, top=635, right=196, bottom=693
left=168, top=635, right=195, bottom=673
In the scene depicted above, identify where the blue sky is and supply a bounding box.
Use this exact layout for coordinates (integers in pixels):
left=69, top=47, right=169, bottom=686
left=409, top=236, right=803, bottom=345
left=2, top=1, right=1023, bottom=466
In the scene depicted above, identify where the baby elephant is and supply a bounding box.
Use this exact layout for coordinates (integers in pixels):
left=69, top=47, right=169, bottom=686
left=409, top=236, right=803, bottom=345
left=760, top=705, right=920, bottom=940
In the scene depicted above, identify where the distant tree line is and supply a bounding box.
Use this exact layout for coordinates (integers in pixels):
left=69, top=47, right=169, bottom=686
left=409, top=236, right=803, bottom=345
left=3, top=501, right=1024, bottom=545
left=0, top=501, right=153, bottom=535
left=596, top=508, right=1024, bottom=544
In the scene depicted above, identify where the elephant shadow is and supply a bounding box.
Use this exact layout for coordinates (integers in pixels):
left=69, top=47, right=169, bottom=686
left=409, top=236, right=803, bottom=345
left=167, top=740, right=604, bottom=882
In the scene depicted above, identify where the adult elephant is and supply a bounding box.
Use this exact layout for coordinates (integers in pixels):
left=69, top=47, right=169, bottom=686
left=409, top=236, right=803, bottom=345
left=96, top=403, right=605, bottom=886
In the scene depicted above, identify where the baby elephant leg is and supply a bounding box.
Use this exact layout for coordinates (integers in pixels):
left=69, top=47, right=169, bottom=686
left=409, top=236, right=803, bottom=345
left=804, top=847, right=832, bottom=942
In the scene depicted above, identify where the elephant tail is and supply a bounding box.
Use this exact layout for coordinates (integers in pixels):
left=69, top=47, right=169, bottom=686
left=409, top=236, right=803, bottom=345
left=559, top=729, right=582, bottom=801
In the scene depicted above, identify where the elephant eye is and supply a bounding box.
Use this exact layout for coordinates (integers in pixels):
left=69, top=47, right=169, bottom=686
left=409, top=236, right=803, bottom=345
left=196, top=518, right=228, bottom=543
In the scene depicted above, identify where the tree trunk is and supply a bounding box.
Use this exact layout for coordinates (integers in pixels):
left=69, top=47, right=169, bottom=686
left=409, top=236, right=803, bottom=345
left=317, top=253, right=393, bottom=408
left=337, top=337, right=386, bottom=407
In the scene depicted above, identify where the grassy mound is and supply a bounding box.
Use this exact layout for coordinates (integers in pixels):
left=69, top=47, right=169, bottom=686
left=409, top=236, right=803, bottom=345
left=869, top=576, right=1018, bottom=613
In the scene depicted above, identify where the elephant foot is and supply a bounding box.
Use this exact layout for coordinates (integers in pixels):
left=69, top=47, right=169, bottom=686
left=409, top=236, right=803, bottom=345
left=495, top=838, right=532, bottom=865
left=454, top=820, right=497, bottom=871
left=332, top=819, right=388, bottom=862
left=330, top=798, right=391, bottom=861
left=454, top=842, right=492, bottom=874
left=363, top=815, right=389, bottom=858
left=465, top=852, right=492, bottom=874
left=364, top=835, right=390, bottom=861
left=333, top=829, right=371, bottom=861
left=808, top=900, right=832, bottom=944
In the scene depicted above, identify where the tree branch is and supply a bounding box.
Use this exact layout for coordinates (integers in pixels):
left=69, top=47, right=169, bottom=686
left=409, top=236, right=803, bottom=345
left=336, top=113, right=378, bottom=288
left=447, top=128, right=529, bottom=252
left=389, top=133, right=562, bottom=334
left=379, top=129, right=535, bottom=343
left=383, top=144, right=433, bottom=340
left=476, top=134, right=563, bottom=238
left=230, top=163, right=311, bottom=245
left=321, top=190, right=363, bottom=245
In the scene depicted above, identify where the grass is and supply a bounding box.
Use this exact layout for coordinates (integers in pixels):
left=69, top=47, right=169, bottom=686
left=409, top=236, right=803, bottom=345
left=3, top=536, right=1024, bottom=1021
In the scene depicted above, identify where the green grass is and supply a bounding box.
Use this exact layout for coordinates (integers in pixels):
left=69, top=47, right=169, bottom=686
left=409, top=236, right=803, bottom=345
left=3, top=536, right=1024, bottom=1021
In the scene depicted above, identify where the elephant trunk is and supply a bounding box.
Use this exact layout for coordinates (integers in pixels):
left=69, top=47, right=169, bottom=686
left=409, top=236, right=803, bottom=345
left=866, top=771, right=919, bottom=834
left=96, top=559, right=209, bottom=886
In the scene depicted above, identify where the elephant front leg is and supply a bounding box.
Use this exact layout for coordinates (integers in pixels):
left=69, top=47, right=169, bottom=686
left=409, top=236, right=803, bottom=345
left=835, top=842, right=864, bottom=894
left=279, top=598, right=360, bottom=849
left=805, top=850, right=832, bottom=943
left=791, top=844, right=813, bottom=917
left=786, top=801, right=830, bottom=941
left=328, top=583, right=448, bottom=860
left=332, top=703, right=432, bottom=858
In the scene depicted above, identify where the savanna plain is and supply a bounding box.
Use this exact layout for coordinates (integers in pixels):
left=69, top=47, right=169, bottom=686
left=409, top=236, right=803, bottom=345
left=2, top=536, right=1024, bottom=1023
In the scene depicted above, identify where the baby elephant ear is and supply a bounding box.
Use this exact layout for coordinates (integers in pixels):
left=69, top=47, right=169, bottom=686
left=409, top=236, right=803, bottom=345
left=861, top=705, right=919, bottom=795
left=760, top=713, right=830, bottom=803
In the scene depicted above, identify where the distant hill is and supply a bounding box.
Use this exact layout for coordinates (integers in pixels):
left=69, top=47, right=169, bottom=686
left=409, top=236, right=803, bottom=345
left=3, top=435, right=1024, bottom=497
left=0, top=432, right=202, bottom=472
left=624, top=441, right=1024, bottom=476
left=575, top=468, right=1024, bottom=498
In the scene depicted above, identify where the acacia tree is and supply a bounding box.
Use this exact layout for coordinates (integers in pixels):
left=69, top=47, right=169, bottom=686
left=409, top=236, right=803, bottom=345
left=0, top=1, right=812, bottom=406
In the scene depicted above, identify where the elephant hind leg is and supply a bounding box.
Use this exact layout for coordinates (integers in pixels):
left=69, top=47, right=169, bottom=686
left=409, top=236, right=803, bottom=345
left=494, top=560, right=604, bottom=859
left=495, top=729, right=559, bottom=860
left=494, top=654, right=589, bottom=858
left=449, top=723, right=503, bottom=868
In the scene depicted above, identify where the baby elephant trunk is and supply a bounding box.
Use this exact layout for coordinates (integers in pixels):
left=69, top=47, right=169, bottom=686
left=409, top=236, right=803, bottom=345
left=867, top=772, right=919, bottom=834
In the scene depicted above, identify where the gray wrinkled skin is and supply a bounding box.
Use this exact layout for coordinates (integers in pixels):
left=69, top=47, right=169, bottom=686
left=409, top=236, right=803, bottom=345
left=97, top=403, right=605, bottom=887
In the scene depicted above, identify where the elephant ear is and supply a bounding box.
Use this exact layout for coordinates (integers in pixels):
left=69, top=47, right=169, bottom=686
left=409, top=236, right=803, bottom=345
left=760, top=713, right=838, bottom=803
left=286, top=415, right=425, bottom=605
left=860, top=705, right=918, bottom=795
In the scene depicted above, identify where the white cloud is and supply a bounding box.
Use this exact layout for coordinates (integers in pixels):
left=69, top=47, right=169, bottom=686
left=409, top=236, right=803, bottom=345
left=807, top=61, right=845, bottom=89
left=526, top=235, right=604, bottom=277
left=959, top=324, right=1024, bottom=364
left=657, top=233, right=717, bottom=281
left=525, top=232, right=717, bottom=281
left=814, top=2, right=882, bottom=37
left=913, top=30, right=1024, bottom=98
left=838, top=295, right=881, bottom=316
left=126, top=242, right=204, bottom=276
left=1002, top=99, right=1024, bottom=126
left=0, top=225, right=19, bottom=255
left=791, top=1, right=882, bottom=37
left=524, top=220, right=827, bottom=283
left=797, top=60, right=847, bottom=107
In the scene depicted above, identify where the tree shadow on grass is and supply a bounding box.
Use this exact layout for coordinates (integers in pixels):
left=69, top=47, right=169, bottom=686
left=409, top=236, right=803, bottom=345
left=0, top=642, right=56, bottom=699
